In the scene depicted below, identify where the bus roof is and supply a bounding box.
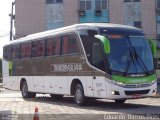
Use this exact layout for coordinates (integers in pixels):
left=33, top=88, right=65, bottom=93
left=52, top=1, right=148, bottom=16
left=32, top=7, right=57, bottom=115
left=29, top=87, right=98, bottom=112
left=5, top=23, right=143, bottom=46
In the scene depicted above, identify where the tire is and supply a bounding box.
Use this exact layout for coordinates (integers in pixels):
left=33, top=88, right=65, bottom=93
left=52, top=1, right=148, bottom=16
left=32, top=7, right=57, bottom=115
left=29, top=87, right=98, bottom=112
left=50, top=94, right=63, bottom=100
left=115, top=99, right=126, bottom=104
left=74, top=84, right=86, bottom=106
left=21, top=81, right=36, bottom=98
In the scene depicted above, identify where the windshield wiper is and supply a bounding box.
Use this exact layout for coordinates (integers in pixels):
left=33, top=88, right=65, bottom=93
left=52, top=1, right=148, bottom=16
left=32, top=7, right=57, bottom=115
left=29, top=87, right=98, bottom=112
left=123, top=47, right=149, bottom=76
left=123, top=48, right=135, bottom=76
left=133, top=48, right=149, bottom=75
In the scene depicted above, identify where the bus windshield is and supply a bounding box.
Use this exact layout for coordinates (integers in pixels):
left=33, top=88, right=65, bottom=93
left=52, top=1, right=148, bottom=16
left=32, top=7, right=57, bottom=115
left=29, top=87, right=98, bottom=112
left=108, top=35, right=154, bottom=75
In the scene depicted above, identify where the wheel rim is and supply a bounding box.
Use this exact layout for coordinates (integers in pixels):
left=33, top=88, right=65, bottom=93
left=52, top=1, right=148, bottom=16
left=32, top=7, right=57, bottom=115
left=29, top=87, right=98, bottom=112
left=75, top=88, right=82, bottom=103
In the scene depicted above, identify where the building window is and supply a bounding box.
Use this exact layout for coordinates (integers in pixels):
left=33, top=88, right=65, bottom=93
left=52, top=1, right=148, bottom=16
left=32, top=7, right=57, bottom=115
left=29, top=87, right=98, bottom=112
left=134, top=21, right=142, bottom=28
left=46, top=37, right=60, bottom=56
left=124, top=0, right=140, bottom=2
left=124, top=0, right=131, bottom=2
left=133, top=0, right=140, bottom=2
left=62, top=34, right=79, bottom=55
left=95, top=0, right=101, bottom=10
left=86, top=1, right=91, bottom=10
left=102, top=0, right=108, bottom=9
left=46, top=0, right=53, bottom=4
left=46, top=0, right=63, bottom=4
left=157, top=0, right=160, bottom=8
left=80, top=0, right=91, bottom=10
left=95, top=0, right=108, bottom=10
left=21, top=43, right=31, bottom=58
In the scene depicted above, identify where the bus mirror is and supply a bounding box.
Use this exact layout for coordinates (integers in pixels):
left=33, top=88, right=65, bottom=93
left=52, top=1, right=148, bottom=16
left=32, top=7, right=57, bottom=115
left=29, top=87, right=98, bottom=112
left=94, top=35, right=110, bottom=54
left=148, top=38, right=157, bottom=56
left=154, top=58, right=160, bottom=69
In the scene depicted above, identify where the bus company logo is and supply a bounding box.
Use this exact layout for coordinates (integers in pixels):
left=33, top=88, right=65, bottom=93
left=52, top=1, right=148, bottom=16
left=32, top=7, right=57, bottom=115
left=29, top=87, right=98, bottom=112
left=50, top=64, right=83, bottom=72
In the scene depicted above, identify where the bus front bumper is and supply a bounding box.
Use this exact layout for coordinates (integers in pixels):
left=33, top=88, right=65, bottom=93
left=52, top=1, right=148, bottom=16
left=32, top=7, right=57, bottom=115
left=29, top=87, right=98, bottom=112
left=106, top=81, right=157, bottom=100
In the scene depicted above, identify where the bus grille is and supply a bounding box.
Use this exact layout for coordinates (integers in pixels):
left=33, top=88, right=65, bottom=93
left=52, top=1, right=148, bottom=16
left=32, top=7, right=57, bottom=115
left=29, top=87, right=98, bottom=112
left=124, top=83, right=151, bottom=88
left=124, top=89, right=150, bottom=95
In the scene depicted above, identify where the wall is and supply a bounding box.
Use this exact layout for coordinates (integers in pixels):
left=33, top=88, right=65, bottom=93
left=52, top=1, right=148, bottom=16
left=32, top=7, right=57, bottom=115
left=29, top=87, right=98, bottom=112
left=15, top=0, right=46, bottom=38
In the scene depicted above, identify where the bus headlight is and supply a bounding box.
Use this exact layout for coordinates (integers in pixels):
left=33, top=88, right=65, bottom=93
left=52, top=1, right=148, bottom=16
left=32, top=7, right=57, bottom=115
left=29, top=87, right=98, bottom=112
left=149, top=80, right=157, bottom=85
left=107, top=79, right=125, bottom=87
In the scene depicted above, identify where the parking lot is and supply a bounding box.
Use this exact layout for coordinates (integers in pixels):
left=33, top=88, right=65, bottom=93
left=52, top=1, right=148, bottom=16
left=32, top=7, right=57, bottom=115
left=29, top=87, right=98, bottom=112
left=0, top=87, right=160, bottom=120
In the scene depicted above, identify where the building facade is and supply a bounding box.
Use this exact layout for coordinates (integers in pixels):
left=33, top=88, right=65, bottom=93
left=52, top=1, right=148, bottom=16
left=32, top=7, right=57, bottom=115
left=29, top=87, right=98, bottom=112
left=156, top=0, right=160, bottom=40
left=15, top=0, right=158, bottom=40
left=109, top=0, right=157, bottom=39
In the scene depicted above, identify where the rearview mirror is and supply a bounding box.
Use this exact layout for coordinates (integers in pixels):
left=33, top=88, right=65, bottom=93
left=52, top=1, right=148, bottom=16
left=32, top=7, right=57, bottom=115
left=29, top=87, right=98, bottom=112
left=148, top=38, right=157, bottom=56
left=94, top=35, right=110, bottom=54
left=154, top=58, right=160, bottom=69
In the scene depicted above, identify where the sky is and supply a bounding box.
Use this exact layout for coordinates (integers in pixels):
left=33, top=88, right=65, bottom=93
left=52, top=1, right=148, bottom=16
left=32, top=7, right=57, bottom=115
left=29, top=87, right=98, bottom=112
left=0, top=0, right=14, bottom=58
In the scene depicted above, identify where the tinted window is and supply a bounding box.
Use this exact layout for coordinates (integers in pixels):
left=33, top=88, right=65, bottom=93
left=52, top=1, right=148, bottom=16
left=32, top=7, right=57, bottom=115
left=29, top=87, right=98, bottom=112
left=32, top=40, right=45, bottom=57
left=12, top=45, right=20, bottom=59
left=62, top=34, right=79, bottom=55
left=92, top=42, right=105, bottom=71
left=3, top=46, right=12, bottom=60
left=46, top=37, right=60, bottom=56
left=21, top=43, right=31, bottom=58
left=79, top=29, right=98, bottom=63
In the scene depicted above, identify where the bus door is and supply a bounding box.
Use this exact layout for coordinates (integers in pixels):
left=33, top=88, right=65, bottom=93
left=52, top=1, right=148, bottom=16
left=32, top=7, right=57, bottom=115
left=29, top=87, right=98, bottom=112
left=91, top=42, right=106, bottom=98
left=2, top=60, right=11, bottom=89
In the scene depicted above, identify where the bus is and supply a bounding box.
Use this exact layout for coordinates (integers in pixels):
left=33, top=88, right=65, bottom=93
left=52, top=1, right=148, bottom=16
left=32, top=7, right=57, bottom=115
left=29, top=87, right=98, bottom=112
left=2, top=23, right=158, bottom=106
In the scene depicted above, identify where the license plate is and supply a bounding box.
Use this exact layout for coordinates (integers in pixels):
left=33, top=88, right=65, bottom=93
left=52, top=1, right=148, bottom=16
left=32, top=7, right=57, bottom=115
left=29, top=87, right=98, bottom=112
left=132, top=94, right=142, bottom=99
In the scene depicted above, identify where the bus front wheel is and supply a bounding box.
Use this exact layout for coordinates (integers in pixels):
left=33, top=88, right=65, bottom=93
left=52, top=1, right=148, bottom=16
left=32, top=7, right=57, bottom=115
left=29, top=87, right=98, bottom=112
left=74, top=84, right=86, bottom=106
left=21, top=81, right=36, bottom=98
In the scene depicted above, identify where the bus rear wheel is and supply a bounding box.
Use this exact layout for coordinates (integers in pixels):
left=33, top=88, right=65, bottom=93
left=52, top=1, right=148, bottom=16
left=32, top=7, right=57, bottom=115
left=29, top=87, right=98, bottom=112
left=50, top=94, right=63, bottom=100
left=74, top=84, right=86, bottom=106
left=114, top=99, right=126, bottom=104
left=21, top=81, right=36, bottom=98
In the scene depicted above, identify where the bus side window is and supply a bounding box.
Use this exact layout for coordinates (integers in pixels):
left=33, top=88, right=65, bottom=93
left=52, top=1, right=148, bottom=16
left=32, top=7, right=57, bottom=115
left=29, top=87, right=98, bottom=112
left=32, top=41, right=37, bottom=57
left=46, top=37, right=60, bottom=56
left=32, top=40, right=45, bottom=57
left=37, top=40, right=45, bottom=57
left=62, top=34, right=78, bottom=55
left=3, top=46, right=12, bottom=61
left=81, top=35, right=92, bottom=63
left=21, top=43, right=31, bottom=58
left=12, top=45, right=20, bottom=60
left=80, top=29, right=98, bottom=63
left=92, top=42, right=105, bottom=71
